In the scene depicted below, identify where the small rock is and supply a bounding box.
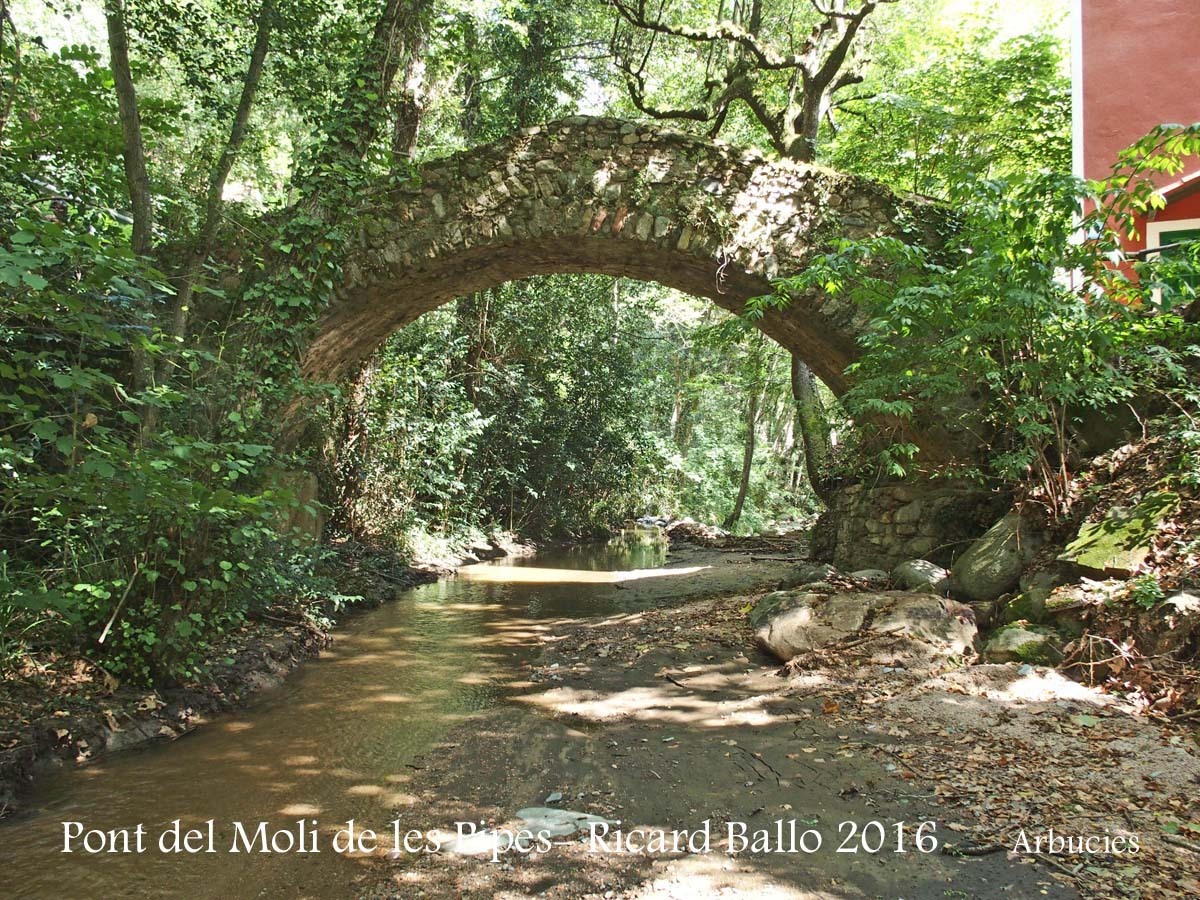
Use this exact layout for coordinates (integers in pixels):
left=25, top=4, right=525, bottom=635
left=983, top=624, right=1062, bottom=664
left=891, top=559, right=951, bottom=594
left=545, top=791, right=563, bottom=804
left=849, top=568, right=890, bottom=587
left=966, top=600, right=998, bottom=629
left=515, top=808, right=612, bottom=838
left=437, top=829, right=511, bottom=856
left=1014, top=566, right=1078, bottom=621
left=777, top=563, right=837, bottom=590
left=1150, top=591, right=1200, bottom=655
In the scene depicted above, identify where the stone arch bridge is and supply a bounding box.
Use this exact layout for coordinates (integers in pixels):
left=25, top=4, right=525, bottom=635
left=301, top=116, right=950, bottom=451
left=291, top=116, right=998, bottom=569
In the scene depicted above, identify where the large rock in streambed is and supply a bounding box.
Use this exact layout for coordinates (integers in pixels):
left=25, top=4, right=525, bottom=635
left=752, top=590, right=977, bottom=661
left=951, top=513, right=1046, bottom=602
left=751, top=592, right=871, bottom=657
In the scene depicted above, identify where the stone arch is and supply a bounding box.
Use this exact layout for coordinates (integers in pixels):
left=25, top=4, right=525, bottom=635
left=302, top=116, right=948, bottom=449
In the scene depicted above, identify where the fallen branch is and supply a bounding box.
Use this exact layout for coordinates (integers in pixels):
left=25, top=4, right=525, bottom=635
left=942, top=841, right=1006, bottom=857
left=1036, top=853, right=1083, bottom=881
left=660, top=671, right=723, bottom=694
left=98, top=556, right=141, bottom=645
left=843, top=739, right=931, bottom=781
left=1163, top=833, right=1200, bottom=855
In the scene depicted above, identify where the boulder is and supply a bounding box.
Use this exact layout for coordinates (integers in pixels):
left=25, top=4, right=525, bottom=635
left=983, top=624, right=1062, bottom=664
left=951, top=513, right=1045, bottom=602
left=870, top=595, right=976, bottom=655
left=891, top=559, right=951, bottom=594
left=753, top=591, right=978, bottom=662
left=753, top=593, right=869, bottom=658
left=1059, top=492, right=1179, bottom=577
left=748, top=589, right=804, bottom=629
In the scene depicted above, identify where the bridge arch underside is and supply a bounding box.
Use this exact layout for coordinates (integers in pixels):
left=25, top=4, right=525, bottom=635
left=301, top=116, right=950, bottom=454
left=305, top=236, right=854, bottom=393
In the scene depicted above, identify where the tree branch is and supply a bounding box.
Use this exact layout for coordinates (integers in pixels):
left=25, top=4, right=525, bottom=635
left=811, top=2, right=875, bottom=90
left=606, top=0, right=812, bottom=71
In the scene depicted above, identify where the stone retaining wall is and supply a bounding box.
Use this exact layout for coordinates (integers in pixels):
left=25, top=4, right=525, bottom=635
left=817, top=481, right=1008, bottom=571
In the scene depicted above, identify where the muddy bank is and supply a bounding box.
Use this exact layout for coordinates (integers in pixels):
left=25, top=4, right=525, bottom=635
left=359, top=593, right=1069, bottom=898
left=0, top=533, right=532, bottom=819
left=361, top=557, right=1199, bottom=898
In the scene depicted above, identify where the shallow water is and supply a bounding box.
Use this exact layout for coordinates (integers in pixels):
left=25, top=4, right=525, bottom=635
left=0, top=529, right=671, bottom=899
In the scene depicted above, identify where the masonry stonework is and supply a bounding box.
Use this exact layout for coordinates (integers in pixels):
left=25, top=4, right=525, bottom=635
left=302, top=117, right=947, bottom=451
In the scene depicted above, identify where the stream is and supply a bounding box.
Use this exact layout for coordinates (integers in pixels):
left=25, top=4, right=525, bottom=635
left=0, top=529, right=675, bottom=899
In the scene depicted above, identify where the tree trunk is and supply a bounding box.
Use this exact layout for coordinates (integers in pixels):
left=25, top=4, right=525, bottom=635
left=330, top=361, right=374, bottom=535
left=723, top=385, right=759, bottom=530
left=103, top=0, right=157, bottom=422
left=670, top=352, right=698, bottom=455
left=162, top=0, right=274, bottom=369
left=103, top=0, right=152, bottom=255
left=791, top=353, right=834, bottom=504
left=314, top=0, right=429, bottom=170
left=455, top=290, right=491, bottom=402
left=391, top=0, right=428, bottom=163
left=1, top=0, right=19, bottom=140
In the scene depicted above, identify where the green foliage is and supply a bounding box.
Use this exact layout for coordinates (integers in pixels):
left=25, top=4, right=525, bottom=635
left=334, top=276, right=672, bottom=542
left=1126, top=575, right=1165, bottom=612
left=0, top=210, right=347, bottom=682
left=826, top=30, right=1070, bottom=194
left=765, top=126, right=1200, bottom=512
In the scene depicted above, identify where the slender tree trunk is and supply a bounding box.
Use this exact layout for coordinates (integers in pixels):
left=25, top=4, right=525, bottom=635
left=330, top=360, right=374, bottom=534
left=455, top=290, right=491, bottom=402
left=452, top=18, right=486, bottom=401
left=103, top=0, right=157, bottom=423
left=791, top=353, right=834, bottom=503
left=0, top=0, right=19, bottom=140
left=723, top=385, right=759, bottom=530
left=322, top=0, right=428, bottom=518
left=162, top=0, right=273, bottom=365
left=103, top=0, right=152, bottom=256
left=670, top=351, right=698, bottom=455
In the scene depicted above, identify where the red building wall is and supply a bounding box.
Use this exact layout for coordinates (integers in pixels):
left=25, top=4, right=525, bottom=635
left=1078, top=0, right=1200, bottom=185
left=1156, top=189, right=1200, bottom=224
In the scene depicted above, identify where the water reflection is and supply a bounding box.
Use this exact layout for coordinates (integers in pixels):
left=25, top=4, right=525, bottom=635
left=0, top=529, right=670, bottom=899
left=456, top=564, right=705, bottom=584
